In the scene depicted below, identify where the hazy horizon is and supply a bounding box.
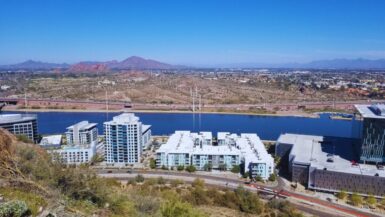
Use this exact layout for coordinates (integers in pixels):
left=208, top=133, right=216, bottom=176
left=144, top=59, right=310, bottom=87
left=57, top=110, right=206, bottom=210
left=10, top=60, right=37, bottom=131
left=1, top=0, right=385, bottom=66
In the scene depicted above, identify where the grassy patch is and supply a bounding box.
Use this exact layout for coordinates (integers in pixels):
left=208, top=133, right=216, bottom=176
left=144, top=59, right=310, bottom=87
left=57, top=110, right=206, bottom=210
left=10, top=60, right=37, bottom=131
left=0, top=187, right=47, bottom=216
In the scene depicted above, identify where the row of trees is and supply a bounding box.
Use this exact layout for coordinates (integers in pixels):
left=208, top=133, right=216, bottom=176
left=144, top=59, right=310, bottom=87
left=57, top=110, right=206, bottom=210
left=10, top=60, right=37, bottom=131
left=337, top=190, right=385, bottom=207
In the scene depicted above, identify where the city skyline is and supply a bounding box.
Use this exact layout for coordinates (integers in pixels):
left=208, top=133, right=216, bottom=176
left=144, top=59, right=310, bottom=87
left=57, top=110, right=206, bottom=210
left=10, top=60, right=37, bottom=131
left=1, top=0, right=385, bottom=66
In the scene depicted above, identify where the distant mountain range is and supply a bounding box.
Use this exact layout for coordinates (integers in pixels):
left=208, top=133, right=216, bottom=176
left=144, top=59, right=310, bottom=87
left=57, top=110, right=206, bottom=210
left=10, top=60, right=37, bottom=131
left=1, top=57, right=385, bottom=71
left=0, top=56, right=177, bottom=71
left=299, top=58, right=385, bottom=69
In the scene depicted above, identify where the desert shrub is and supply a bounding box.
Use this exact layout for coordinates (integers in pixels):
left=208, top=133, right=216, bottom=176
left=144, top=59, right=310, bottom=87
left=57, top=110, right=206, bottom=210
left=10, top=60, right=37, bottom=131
left=0, top=188, right=46, bottom=216
left=15, top=135, right=33, bottom=143
left=133, top=194, right=160, bottom=215
left=157, top=177, right=166, bottom=185
left=109, top=196, right=137, bottom=216
left=161, top=200, right=205, bottom=217
left=235, top=186, right=263, bottom=214
left=170, top=179, right=184, bottom=187
left=366, top=194, right=377, bottom=206
left=336, top=190, right=347, bottom=200
left=0, top=200, right=29, bottom=217
left=350, top=193, right=363, bottom=206
left=192, top=178, right=205, bottom=188
left=134, top=174, right=145, bottom=183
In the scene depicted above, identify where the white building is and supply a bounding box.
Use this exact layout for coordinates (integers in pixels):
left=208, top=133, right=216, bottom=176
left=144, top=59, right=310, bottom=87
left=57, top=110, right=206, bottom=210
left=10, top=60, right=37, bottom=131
left=104, top=113, right=151, bottom=165
left=51, top=144, right=96, bottom=164
left=156, top=131, right=274, bottom=179
left=39, top=135, right=62, bottom=148
left=65, top=121, right=98, bottom=146
left=47, top=121, right=99, bottom=165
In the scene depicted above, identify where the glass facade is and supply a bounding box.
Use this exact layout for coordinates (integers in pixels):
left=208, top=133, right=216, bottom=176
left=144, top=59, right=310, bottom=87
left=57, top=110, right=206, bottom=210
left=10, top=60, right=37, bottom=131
left=360, top=118, right=385, bottom=163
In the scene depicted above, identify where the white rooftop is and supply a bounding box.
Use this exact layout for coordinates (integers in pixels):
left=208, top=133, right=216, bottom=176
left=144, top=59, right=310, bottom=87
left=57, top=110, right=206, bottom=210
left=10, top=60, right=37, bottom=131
left=105, top=113, right=140, bottom=125
left=277, top=133, right=385, bottom=177
left=355, top=104, right=385, bottom=119
left=157, top=131, right=274, bottom=165
left=40, top=135, right=62, bottom=146
left=66, top=121, right=97, bottom=131
left=142, top=124, right=151, bottom=133
left=0, top=114, right=37, bottom=124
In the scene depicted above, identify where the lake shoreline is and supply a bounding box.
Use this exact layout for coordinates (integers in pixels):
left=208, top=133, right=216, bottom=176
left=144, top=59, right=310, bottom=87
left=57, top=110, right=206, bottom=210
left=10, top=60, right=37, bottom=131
left=2, top=107, right=319, bottom=118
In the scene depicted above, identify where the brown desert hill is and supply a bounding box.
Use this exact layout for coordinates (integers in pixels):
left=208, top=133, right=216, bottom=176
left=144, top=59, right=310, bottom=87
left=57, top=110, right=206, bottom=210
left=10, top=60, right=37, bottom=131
left=109, top=56, right=174, bottom=69
left=67, top=56, right=176, bottom=72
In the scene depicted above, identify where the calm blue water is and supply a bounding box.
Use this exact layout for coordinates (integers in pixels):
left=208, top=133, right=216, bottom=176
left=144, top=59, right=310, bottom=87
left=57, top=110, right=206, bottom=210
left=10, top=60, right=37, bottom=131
left=2, top=111, right=362, bottom=140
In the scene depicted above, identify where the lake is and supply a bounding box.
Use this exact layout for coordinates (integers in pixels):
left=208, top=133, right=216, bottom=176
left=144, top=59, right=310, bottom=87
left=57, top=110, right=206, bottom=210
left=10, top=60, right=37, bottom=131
left=2, top=111, right=362, bottom=140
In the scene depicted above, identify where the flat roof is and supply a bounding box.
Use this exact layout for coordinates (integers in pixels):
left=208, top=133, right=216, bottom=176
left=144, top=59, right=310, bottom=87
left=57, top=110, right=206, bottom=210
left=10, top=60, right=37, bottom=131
left=0, top=114, right=37, bottom=124
left=277, top=133, right=385, bottom=177
left=355, top=104, right=385, bottom=119
left=104, top=113, right=140, bottom=125
left=40, top=135, right=62, bottom=146
left=67, top=121, right=97, bottom=131
left=157, top=131, right=274, bottom=164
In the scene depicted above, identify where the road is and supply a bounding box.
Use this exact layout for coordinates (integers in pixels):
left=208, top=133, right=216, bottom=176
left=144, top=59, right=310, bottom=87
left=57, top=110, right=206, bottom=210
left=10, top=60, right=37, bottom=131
left=1, top=97, right=384, bottom=111
left=97, top=169, right=382, bottom=217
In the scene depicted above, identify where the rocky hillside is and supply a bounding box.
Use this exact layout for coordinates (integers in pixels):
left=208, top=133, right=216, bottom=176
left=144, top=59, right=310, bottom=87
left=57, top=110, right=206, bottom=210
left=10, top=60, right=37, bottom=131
left=0, top=129, right=303, bottom=217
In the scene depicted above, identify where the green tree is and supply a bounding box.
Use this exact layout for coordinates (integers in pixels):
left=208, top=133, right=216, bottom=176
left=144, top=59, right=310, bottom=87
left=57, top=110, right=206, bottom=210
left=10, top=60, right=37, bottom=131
left=255, top=175, right=263, bottom=182
left=231, top=165, right=240, bottom=173
left=177, top=165, right=184, bottom=171
left=149, top=158, right=156, bottom=169
left=350, top=193, right=363, bottom=206
left=243, top=171, right=250, bottom=179
left=268, top=173, right=276, bottom=182
left=185, top=165, right=196, bottom=173
left=336, top=190, right=347, bottom=200
left=203, top=163, right=212, bottom=171
left=218, top=163, right=227, bottom=171
left=366, top=194, right=377, bottom=207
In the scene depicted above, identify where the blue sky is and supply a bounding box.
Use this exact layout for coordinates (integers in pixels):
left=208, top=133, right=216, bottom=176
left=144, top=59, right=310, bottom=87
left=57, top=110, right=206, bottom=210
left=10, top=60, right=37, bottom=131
left=1, top=0, right=385, bottom=66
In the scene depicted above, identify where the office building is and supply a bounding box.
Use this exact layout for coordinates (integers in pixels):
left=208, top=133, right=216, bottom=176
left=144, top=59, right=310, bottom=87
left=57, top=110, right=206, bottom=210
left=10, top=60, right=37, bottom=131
left=276, top=133, right=385, bottom=196
left=355, top=104, right=385, bottom=163
left=0, top=114, right=38, bottom=143
left=65, top=121, right=98, bottom=146
left=156, top=131, right=274, bottom=180
left=104, top=113, right=152, bottom=165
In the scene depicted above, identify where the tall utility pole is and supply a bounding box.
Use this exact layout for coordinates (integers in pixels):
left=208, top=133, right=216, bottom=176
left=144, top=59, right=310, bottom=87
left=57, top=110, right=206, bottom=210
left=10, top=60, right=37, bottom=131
left=105, top=89, right=109, bottom=121
left=24, top=90, right=28, bottom=114
left=191, top=88, right=195, bottom=130
left=199, top=93, right=202, bottom=131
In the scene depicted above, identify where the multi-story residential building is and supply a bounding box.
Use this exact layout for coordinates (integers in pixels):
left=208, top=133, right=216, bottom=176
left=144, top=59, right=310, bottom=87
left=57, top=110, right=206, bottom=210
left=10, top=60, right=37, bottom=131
left=276, top=133, right=385, bottom=196
left=52, top=144, right=96, bottom=164
left=65, top=121, right=98, bottom=146
left=156, top=131, right=274, bottom=180
left=0, top=114, right=38, bottom=143
left=45, top=121, right=99, bottom=165
left=104, top=113, right=151, bottom=165
left=355, top=104, right=385, bottom=163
